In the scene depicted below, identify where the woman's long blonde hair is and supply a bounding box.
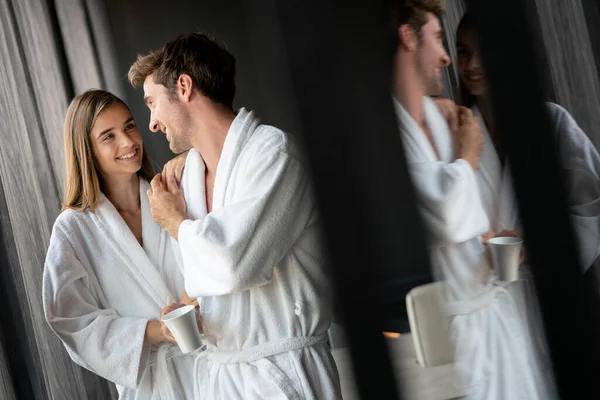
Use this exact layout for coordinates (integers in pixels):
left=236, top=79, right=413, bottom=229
left=62, top=89, right=155, bottom=212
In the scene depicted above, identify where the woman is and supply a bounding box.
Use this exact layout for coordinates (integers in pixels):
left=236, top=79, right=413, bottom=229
left=456, top=11, right=600, bottom=270
left=43, top=90, right=202, bottom=399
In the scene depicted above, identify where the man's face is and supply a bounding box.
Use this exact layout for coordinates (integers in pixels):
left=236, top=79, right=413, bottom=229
left=415, top=13, right=451, bottom=96
left=143, top=74, right=192, bottom=154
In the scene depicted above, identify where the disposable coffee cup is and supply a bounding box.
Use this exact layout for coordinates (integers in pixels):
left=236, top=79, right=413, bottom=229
left=161, top=305, right=203, bottom=353
left=488, top=237, right=523, bottom=282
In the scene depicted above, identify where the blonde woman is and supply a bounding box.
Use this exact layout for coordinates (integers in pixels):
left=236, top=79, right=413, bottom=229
left=43, top=89, right=202, bottom=400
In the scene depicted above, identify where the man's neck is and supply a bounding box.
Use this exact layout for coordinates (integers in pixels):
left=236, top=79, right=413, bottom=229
left=102, top=173, right=140, bottom=213
left=393, top=56, right=442, bottom=158
left=393, top=58, right=427, bottom=129
left=190, top=103, right=236, bottom=174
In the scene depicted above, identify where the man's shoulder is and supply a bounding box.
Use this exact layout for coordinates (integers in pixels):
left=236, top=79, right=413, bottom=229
left=248, top=123, right=299, bottom=158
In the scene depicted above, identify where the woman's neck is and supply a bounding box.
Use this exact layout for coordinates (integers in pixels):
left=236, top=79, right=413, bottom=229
left=102, top=173, right=140, bottom=213
left=476, top=94, right=495, bottom=133
left=476, top=94, right=506, bottom=162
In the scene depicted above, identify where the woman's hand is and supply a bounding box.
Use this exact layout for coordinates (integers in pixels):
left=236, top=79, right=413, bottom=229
left=482, top=228, right=495, bottom=244
left=159, top=302, right=204, bottom=344
left=180, top=291, right=198, bottom=307
left=494, top=229, right=519, bottom=238
left=159, top=303, right=183, bottom=343
left=484, top=229, right=526, bottom=269
left=144, top=320, right=170, bottom=346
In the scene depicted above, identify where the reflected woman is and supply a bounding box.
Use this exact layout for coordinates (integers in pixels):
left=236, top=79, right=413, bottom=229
left=437, top=10, right=600, bottom=400
left=43, top=90, right=202, bottom=399
left=455, top=11, right=600, bottom=272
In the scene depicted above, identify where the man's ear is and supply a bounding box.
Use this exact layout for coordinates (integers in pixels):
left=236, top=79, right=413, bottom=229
left=177, top=74, right=194, bottom=102
left=398, top=24, right=418, bottom=51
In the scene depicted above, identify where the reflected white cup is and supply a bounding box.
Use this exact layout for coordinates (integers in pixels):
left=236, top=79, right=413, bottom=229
left=161, top=305, right=203, bottom=353
left=488, top=237, right=523, bottom=282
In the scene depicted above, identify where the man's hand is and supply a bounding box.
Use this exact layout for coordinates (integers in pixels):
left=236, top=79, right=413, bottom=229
left=454, top=107, right=484, bottom=170
left=433, top=98, right=459, bottom=134
left=162, top=151, right=189, bottom=187
left=147, top=173, right=187, bottom=240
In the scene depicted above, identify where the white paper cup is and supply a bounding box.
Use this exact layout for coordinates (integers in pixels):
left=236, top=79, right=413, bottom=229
left=161, top=305, right=203, bottom=354
left=488, top=237, right=523, bottom=282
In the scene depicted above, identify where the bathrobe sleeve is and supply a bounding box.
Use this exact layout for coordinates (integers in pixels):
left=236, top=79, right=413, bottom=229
left=178, top=144, right=315, bottom=297
left=549, top=103, right=600, bottom=271
left=407, top=158, right=489, bottom=245
left=42, top=223, right=149, bottom=389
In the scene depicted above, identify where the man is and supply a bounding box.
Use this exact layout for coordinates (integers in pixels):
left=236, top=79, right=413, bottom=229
left=128, top=33, right=341, bottom=399
left=386, top=1, right=554, bottom=399
left=387, top=0, right=489, bottom=290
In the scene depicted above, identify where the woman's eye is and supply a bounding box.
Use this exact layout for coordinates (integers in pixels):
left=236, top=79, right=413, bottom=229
left=457, top=50, right=470, bottom=59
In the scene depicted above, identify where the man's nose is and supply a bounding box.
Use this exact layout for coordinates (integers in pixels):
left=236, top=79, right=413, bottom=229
left=442, top=50, right=451, bottom=67
left=149, top=113, right=159, bottom=132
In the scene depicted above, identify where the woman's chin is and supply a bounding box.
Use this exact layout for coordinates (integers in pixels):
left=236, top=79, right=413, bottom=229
left=121, top=163, right=143, bottom=176
left=467, top=83, right=487, bottom=97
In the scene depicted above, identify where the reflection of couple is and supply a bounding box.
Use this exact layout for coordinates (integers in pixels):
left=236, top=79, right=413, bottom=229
left=43, top=34, right=342, bottom=399
left=390, top=1, right=600, bottom=400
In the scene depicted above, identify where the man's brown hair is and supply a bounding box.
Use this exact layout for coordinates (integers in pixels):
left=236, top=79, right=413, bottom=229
left=384, top=0, right=445, bottom=50
left=128, top=33, right=236, bottom=110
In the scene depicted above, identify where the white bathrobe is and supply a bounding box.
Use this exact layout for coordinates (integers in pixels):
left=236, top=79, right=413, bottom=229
left=474, top=102, right=600, bottom=271
left=171, top=108, right=341, bottom=399
left=394, top=96, right=550, bottom=400
left=43, top=179, right=202, bottom=400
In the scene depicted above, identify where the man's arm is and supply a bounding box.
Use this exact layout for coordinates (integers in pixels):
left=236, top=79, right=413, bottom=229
left=176, top=149, right=316, bottom=297
left=406, top=103, right=488, bottom=245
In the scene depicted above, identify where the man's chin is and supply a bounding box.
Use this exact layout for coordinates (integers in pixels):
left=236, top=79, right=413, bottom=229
left=169, top=143, right=180, bottom=154
left=170, top=143, right=190, bottom=155
left=427, top=81, right=444, bottom=98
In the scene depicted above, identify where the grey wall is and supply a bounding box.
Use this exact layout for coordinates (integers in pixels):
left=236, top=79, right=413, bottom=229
left=439, top=0, right=467, bottom=100
left=103, top=0, right=301, bottom=169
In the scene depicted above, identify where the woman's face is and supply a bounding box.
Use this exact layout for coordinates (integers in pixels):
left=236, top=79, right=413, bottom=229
left=457, top=27, right=487, bottom=97
left=89, top=103, right=143, bottom=179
